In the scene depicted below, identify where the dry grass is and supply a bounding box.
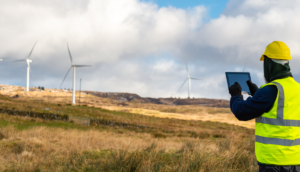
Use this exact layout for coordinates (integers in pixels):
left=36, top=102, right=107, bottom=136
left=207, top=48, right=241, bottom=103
left=0, top=85, right=105, bottom=105
left=0, top=85, right=258, bottom=171
left=99, top=105, right=255, bottom=129
left=0, top=114, right=257, bottom=172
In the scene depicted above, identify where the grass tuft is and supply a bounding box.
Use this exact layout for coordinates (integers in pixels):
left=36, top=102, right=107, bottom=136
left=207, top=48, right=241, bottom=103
left=0, top=132, right=5, bottom=140
left=152, top=132, right=167, bottom=138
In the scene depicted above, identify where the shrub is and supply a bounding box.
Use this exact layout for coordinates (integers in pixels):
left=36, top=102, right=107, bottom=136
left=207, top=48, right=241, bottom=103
left=152, top=132, right=166, bottom=138
left=0, top=132, right=5, bottom=140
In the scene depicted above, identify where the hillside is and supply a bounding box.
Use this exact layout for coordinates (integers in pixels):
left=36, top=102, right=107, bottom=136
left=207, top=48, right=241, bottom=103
left=0, top=85, right=257, bottom=171
left=0, top=85, right=254, bottom=129
left=84, top=91, right=230, bottom=107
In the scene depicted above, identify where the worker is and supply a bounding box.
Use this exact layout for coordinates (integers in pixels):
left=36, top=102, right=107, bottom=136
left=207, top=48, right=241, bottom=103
left=229, top=41, right=300, bottom=172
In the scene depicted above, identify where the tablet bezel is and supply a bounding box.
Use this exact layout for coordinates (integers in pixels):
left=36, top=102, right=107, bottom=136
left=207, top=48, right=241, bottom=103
left=225, top=72, right=251, bottom=94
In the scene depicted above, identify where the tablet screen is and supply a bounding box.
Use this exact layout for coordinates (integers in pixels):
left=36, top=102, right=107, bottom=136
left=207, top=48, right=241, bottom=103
left=225, top=72, right=251, bottom=94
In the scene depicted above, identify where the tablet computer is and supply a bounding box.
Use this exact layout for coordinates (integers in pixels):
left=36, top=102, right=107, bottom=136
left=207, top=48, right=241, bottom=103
left=225, top=72, right=251, bottom=95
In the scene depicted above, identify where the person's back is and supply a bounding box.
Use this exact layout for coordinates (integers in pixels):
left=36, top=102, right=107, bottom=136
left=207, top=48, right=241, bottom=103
left=229, top=41, right=300, bottom=172
left=255, top=77, right=300, bottom=165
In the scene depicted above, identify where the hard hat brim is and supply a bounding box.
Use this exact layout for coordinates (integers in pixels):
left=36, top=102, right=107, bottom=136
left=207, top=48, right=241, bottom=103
left=260, top=54, right=292, bottom=61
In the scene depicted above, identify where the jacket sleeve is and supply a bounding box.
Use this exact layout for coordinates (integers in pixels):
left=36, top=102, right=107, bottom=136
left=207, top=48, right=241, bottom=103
left=230, top=85, right=278, bottom=121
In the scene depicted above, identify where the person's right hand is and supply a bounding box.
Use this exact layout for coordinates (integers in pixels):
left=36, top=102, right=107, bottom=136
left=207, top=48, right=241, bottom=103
left=229, top=82, right=242, bottom=97
left=246, top=80, right=258, bottom=96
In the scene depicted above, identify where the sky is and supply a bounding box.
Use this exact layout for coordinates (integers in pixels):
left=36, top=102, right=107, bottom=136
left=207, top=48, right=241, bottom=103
left=143, top=0, right=227, bottom=18
left=1, top=0, right=300, bottom=100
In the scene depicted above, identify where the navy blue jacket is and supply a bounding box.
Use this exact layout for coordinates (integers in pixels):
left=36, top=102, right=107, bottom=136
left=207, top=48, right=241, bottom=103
left=230, top=85, right=278, bottom=121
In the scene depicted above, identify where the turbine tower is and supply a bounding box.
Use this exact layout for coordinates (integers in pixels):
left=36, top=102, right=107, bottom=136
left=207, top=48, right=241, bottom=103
left=178, top=63, right=201, bottom=99
left=14, top=42, right=37, bottom=92
left=61, top=43, right=91, bottom=104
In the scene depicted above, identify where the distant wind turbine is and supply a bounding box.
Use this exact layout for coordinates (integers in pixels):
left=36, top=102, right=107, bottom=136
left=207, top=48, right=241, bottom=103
left=0, top=58, right=9, bottom=62
left=60, top=43, right=92, bottom=104
left=14, top=42, right=37, bottom=92
left=178, top=63, right=201, bottom=99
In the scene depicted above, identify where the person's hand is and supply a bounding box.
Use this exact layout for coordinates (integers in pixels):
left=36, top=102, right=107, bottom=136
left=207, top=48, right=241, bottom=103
left=246, top=80, right=258, bottom=96
left=229, top=82, right=242, bottom=97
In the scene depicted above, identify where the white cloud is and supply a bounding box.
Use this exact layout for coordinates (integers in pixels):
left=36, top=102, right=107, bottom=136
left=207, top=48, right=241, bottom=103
left=1, top=0, right=300, bottom=99
left=153, top=59, right=175, bottom=72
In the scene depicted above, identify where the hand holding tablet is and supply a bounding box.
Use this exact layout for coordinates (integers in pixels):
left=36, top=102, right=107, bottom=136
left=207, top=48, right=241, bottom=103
left=225, top=72, right=253, bottom=95
left=246, top=80, right=258, bottom=96
left=228, top=82, right=242, bottom=97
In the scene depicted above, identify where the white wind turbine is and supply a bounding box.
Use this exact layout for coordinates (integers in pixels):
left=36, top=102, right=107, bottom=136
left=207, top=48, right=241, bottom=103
left=0, top=58, right=8, bottom=62
left=178, top=63, right=201, bottom=99
left=14, top=42, right=37, bottom=92
left=60, top=43, right=92, bottom=104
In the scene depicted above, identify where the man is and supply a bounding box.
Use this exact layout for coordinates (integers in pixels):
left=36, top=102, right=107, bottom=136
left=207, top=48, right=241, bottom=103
left=229, top=41, right=300, bottom=172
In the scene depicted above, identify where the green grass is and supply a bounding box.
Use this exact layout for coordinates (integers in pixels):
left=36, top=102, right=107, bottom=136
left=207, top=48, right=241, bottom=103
left=0, top=95, right=252, bottom=137
left=0, top=92, right=253, bottom=143
left=0, top=118, right=87, bottom=131
left=0, top=113, right=252, bottom=141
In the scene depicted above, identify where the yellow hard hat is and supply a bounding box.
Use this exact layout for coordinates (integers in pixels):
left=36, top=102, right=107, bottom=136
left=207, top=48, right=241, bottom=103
left=260, top=41, right=292, bottom=61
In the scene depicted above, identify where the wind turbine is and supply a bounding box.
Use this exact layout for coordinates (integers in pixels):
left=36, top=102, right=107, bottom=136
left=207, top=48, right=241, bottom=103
left=14, top=42, right=37, bottom=92
left=178, top=63, right=201, bottom=99
left=60, top=43, right=92, bottom=104
left=0, top=58, right=9, bottom=62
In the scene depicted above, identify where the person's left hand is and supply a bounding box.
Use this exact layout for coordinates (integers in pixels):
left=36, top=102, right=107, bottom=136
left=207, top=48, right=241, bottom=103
left=246, top=80, right=258, bottom=96
left=229, top=82, right=242, bottom=97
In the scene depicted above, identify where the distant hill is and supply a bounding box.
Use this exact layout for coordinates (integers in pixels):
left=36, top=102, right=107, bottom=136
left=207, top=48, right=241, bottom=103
left=83, top=91, right=230, bottom=108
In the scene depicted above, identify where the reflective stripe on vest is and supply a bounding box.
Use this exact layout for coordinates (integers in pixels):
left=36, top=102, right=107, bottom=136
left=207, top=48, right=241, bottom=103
left=256, top=135, right=300, bottom=146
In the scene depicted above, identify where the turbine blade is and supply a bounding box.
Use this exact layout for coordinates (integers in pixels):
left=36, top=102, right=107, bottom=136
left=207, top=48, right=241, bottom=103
left=190, top=78, right=201, bottom=80
left=67, top=43, right=73, bottom=65
left=243, top=63, right=246, bottom=72
left=178, top=78, right=188, bottom=91
left=73, top=65, right=92, bottom=67
left=185, top=62, right=189, bottom=73
left=60, top=67, right=72, bottom=88
left=13, top=59, right=26, bottom=62
left=185, top=62, right=190, bottom=77
left=27, top=41, right=37, bottom=59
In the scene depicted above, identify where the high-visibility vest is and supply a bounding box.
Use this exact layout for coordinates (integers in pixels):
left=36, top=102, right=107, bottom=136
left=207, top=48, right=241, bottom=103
left=255, top=77, right=300, bottom=165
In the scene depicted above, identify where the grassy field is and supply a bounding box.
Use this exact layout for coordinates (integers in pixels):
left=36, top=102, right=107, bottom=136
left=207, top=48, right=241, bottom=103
left=0, top=85, right=255, bottom=129
left=0, top=86, right=258, bottom=171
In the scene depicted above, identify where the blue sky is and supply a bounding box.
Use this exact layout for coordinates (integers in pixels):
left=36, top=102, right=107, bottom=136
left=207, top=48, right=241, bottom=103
left=143, top=0, right=228, bottom=18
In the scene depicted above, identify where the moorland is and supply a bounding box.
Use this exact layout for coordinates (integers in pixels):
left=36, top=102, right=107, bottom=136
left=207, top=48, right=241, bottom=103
left=0, top=85, right=257, bottom=171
